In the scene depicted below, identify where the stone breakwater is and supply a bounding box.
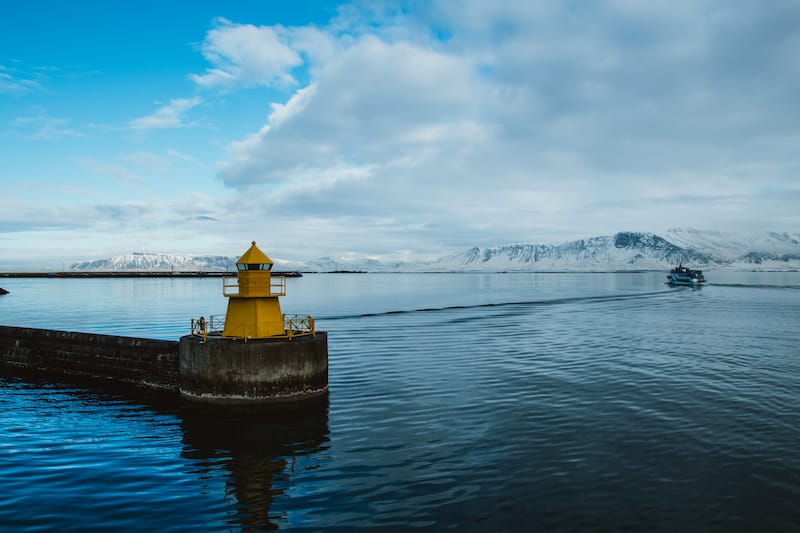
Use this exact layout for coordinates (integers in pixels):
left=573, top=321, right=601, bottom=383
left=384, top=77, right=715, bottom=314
left=0, top=326, right=179, bottom=391
left=0, top=326, right=328, bottom=403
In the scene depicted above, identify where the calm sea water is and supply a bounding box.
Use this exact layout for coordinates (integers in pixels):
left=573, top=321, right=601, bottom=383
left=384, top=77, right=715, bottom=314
left=1, top=272, right=799, bottom=531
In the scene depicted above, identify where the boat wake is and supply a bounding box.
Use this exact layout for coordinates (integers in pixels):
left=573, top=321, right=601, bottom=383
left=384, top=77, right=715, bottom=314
left=319, top=290, right=673, bottom=321
left=707, top=282, right=800, bottom=290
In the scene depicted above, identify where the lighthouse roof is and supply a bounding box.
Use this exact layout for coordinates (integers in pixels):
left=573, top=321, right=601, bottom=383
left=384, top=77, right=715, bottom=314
left=236, top=241, right=273, bottom=265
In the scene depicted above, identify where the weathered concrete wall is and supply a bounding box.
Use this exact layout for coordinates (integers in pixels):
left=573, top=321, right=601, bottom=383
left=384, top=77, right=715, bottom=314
left=1, top=326, right=329, bottom=403
left=179, top=332, right=328, bottom=404
left=0, top=325, right=179, bottom=390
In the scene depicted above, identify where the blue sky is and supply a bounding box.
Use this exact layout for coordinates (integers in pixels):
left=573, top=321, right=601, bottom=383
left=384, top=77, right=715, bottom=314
left=2, top=0, right=799, bottom=269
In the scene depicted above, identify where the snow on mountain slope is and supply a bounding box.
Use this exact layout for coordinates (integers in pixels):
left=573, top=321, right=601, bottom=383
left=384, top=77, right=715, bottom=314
left=67, top=229, right=800, bottom=272
left=423, top=232, right=716, bottom=271
left=69, top=252, right=335, bottom=272
left=663, top=228, right=800, bottom=259
left=70, top=253, right=235, bottom=272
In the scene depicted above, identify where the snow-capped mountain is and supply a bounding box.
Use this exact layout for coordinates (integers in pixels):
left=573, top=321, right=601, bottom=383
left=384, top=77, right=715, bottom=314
left=424, top=232, right=713, bottom=271
left=662, top=228, right=800, bottom=262
left=70, top=252, right=235, bottom=272
left=68, top=230, right=800, bottom=273
left=69, top=252, right=329, bottom=272
left=423, top=231, right=800, bottom=271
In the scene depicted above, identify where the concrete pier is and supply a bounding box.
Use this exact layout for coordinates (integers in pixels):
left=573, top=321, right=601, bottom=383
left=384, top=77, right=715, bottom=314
left=0, top=325, right=179, bottom=391
left=178, top=333, right=328, bottom=404
left=1, top=326, right=328, bottom=404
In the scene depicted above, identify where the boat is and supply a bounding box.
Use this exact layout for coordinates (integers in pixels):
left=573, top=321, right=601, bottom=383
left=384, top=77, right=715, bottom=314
left=667, top=264, right=706, bottom=286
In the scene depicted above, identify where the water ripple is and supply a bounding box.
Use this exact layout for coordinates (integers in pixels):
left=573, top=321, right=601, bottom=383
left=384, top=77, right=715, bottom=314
left=2, top=273, right=800, bottom=530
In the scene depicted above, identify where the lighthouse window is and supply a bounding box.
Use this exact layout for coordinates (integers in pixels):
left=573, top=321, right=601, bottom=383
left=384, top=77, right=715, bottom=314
left=238, top=263, right=272, bottom=270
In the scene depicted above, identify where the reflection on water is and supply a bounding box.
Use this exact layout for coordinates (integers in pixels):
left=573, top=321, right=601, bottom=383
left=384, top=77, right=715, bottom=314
left=0, top=370, right=329, bottom=532
left=2, top=272, right=800, bottom=530
left=178, top=398, right=330, bottom=530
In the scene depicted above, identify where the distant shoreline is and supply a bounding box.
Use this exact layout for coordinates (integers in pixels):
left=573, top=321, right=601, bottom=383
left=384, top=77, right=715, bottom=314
left=0, top=271, right=303, bottom=278
left=1, top=269, right=796, bottom=279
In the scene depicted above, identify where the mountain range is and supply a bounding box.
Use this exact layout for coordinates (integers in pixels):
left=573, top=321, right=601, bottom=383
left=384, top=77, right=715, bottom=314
left=69, top=252, right=235, bottom=272
left=68, top=229, right=800, bottom=272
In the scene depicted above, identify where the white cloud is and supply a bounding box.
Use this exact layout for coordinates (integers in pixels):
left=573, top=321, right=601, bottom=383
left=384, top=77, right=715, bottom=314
left=0, top=200, right=151, bottom=234
left=124, top=152, right=170, bottom=175
left=10, top=111, right=84, bottom=140
left=74, top=157, right=142, bottom=183
left=190, top=18, right=304, bottom=89
left=129, top=97, right=201, bottom=130
left=8, top=1, right=799, bottom=267
left=165, top=149, right=197, bottom=162
left=217, top=36, right=485, bottom=189
left=0, top=65, right=42, bottom=94
left=201, top=0, right=800, bottom=256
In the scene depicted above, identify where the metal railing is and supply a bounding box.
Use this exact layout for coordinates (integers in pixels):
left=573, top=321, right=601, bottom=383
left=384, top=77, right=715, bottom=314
left=222, top=275, right=286, bottom=297
left=284, top=314, right=316, bottom=339
left=190, top=313, right=315, bottom=341
left=190, top=315, right=225, bottom=340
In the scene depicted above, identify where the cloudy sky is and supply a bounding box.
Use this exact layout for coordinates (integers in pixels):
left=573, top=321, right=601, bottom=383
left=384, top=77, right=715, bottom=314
left=2, top=0, right=798, bottom=269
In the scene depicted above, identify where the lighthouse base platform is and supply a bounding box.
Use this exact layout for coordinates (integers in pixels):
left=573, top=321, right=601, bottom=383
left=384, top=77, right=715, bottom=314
left=178, top=332, right=328, bottom=404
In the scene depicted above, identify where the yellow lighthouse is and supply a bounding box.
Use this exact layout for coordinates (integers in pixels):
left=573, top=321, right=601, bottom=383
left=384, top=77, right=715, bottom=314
left=182, top=240, right=325, bottom=404
left=222, top=241, right=287, bottom=338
